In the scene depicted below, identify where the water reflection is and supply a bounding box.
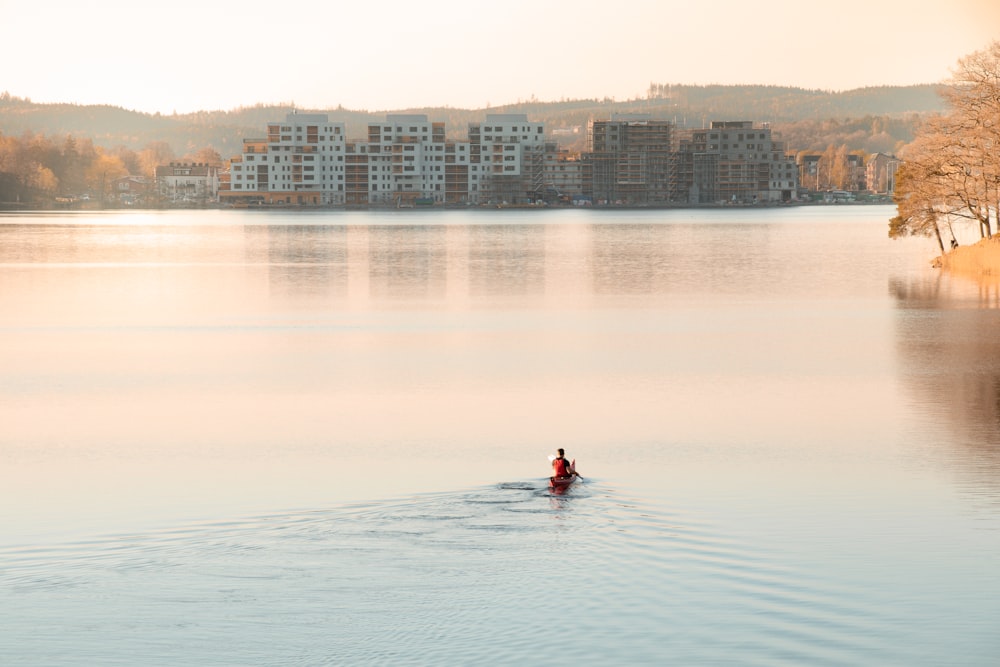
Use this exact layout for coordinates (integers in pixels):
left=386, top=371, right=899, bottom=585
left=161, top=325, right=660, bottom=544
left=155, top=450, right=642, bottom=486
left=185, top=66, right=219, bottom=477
left=890, top=272, right=1000, bottom=501
left=242, top=224, right=550, bottom=303
left=368, top=225, right=448, bottom=300
left=589, top=223, right=675, bottom=295
left=244, top=225, right=349, bottom=298
left=468, top=224, right=546, bottom=297
left=3, top=209, right=1000, bottom=663
left=233, top=221, right=799, bottom=306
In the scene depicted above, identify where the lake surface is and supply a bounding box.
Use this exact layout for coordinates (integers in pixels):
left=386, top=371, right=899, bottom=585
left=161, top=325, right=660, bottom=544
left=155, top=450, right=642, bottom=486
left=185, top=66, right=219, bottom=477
left=1, top=206, right=998, bottom=665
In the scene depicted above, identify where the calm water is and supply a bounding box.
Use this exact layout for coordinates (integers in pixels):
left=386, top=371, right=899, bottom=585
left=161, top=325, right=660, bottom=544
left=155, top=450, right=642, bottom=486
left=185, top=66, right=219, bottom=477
left=1, top=206, right=998, bottom=665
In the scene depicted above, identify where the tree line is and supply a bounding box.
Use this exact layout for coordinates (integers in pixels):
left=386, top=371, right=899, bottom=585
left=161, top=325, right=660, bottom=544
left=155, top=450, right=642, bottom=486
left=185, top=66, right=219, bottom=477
left=0, top=131, right=220, bottom=204
left=891, top=42, right=1000, bottom=252
left=646, top=83, right=943, bottom=119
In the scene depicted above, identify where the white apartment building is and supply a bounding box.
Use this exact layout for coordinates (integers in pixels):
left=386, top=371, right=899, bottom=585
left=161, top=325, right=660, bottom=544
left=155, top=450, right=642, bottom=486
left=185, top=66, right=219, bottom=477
left=365, top=114, right=453, bottom=205
left=226, top=113, right=346, bottom=206
left=352, top=113, right=547, bottom=206
left=224, top=112, right=550, bottom=206
left=468, top=114, right=547, bottom=204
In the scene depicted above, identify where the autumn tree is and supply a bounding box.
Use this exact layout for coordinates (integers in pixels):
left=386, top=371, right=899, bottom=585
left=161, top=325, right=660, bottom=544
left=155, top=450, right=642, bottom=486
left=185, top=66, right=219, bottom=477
left=113, top=146, right=143, bottom=176
left=828, top=144, right=852, bottom=190
left=28, top=163, right=58, bottom=193
left=85, top=150, right=129, bottom=200
left=892, top=41, right=1000, bottom=244
left=0, top=131, right=60, bottom=201
left=890, top=127, right=955, bottom=253
left=138, top=141, right=175, bottom=178
left=183, top=147, right=223, bottom=167
left=0, top=133, right=23, bottom=178
left=57, top=136, right=85, bottom=194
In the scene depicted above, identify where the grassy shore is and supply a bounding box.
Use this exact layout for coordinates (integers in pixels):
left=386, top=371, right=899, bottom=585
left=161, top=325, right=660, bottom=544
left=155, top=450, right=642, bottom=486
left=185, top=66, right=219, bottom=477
left=935, top=235, right=1000, bottom=277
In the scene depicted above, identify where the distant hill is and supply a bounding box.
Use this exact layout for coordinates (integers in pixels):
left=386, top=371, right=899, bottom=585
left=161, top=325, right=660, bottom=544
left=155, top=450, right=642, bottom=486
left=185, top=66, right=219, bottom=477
left=0, top=85, right=946, bottom=158
left=643, top=84, right=945, bottom=120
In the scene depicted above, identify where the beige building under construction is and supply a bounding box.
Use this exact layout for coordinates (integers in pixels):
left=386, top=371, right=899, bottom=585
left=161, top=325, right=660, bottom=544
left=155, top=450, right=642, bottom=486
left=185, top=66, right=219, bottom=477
left=587, top=115, right=674, bottom=205
left=675, top=121, right=797, bottom=204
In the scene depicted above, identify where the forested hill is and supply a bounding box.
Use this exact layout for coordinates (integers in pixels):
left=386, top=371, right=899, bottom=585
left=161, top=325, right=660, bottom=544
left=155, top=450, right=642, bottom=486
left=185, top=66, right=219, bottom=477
left=0, top=84, right=946, bottom=157
left=642, top=84, right=945, bottom=119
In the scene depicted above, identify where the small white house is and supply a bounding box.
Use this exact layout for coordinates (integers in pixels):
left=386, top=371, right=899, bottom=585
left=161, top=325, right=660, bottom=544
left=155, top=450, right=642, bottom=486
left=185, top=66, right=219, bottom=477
left=155, top=162, right=220, bottom=203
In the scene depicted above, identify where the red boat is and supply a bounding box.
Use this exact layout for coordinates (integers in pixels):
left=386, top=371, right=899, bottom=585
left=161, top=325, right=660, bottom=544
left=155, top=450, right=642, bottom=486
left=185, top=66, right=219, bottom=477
left=549, top=458, right=577, bottom=489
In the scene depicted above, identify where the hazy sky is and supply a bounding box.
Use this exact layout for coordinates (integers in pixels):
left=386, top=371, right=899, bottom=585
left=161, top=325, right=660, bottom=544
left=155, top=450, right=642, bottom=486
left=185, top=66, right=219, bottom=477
left=3, top=0, right=999, bottom=114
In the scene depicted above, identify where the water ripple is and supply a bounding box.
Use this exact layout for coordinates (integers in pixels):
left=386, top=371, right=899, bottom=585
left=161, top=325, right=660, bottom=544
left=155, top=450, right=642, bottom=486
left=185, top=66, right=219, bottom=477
left=0, top=482, right=975, bottom=665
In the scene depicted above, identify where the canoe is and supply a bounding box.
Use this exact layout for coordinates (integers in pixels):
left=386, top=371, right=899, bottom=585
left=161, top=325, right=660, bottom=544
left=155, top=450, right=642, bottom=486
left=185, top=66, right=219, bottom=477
left=549, top=475, right=576, bottom=489
left=549, top=458, right=577, bottom=489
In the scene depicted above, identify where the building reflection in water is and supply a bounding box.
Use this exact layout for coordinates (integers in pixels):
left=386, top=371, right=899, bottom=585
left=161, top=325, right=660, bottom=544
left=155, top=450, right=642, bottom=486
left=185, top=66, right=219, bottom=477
left=467, top=224, right=546, bottom=297
left=368, top=225, right=448, bottom=300
left=587, top=221, right=779, bottom=298
left=890, top=271, right=1000, bottom=501
left=245, top=225, right=349, bottom=299
left=249, top=222, right=558, bottom=306
left=589, top=223, right=675, bottom=296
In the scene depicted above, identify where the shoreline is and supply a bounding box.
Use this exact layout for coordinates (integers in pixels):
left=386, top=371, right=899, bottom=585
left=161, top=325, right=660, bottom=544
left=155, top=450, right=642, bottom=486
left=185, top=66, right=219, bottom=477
left=1, top=198, right=894, bottom=213
left=935, top=235, right=1000, bottom=277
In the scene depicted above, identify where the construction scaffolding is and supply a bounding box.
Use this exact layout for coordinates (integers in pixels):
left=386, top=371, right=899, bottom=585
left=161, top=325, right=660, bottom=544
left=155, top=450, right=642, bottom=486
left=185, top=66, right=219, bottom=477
left=344, top=143, right=368, bottom=206
left=444, top=144, right=469, bottom=204
left=587, top=116, right=676, bottom=205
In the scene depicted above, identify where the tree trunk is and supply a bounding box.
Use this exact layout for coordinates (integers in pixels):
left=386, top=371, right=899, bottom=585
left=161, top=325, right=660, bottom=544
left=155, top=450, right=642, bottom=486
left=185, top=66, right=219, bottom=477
left=933, top=223, right=945, bottom=254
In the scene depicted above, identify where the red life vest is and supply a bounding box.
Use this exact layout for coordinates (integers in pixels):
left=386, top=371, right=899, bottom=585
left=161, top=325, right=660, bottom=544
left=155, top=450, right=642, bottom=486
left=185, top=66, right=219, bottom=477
left=553, top=457, right=571, bottom=477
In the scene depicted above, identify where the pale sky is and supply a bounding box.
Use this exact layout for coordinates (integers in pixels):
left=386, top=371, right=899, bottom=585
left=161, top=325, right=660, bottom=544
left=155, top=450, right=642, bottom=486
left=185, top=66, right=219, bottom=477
left=3, top=0, right=998, bottom=114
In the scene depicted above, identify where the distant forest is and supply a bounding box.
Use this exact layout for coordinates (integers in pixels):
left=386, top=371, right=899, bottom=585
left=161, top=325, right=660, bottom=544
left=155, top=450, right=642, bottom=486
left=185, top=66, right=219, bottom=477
left=0, top=84, right=945, bottom=157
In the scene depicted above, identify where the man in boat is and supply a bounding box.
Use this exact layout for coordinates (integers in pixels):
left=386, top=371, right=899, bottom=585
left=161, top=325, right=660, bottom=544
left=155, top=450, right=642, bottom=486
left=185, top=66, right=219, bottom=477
left=551, top=448, right=576, bottom=481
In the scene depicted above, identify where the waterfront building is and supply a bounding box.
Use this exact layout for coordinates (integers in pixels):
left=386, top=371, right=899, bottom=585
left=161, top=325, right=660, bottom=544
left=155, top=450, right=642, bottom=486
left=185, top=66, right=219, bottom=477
left=155, top=162, right=220, bottom=204
left=468, top=114, right=546, bottom=205
left=365, top=114, right=451, bottom=206
left=111, top=175, right=151, bottom=206
left=223, top=113, right=346, bottom=206
left=345, top=114, right=472, bottom=206
left=443, top=141, right=472, bottom=205
left=798, top=154, right=821, bottom=192
left=866, top=152, right=899, bottom=194
left=675, top=121, right=798, bottom=204
left=675, top=129, right=720, bottom=204
left=542, top=143, right=587, bottom=202
left=847, top=153, right=867, bottom=192
left=587, top=115, right=675, bottom=205
left=222, top=112, right=799, bottom=207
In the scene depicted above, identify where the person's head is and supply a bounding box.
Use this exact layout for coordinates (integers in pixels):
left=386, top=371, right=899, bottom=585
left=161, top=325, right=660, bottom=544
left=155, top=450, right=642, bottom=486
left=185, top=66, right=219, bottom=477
left=556, top=448, right=565, bottom=457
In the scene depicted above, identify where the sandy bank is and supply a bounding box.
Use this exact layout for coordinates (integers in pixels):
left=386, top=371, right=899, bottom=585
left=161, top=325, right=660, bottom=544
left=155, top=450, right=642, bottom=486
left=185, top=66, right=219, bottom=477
left=934, top=235, right=1000, bottom=276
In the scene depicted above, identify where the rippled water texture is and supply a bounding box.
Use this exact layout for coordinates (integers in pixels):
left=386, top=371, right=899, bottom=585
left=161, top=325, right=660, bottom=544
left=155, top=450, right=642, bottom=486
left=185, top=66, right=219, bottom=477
left=1, top=207, right=999, bottom=665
